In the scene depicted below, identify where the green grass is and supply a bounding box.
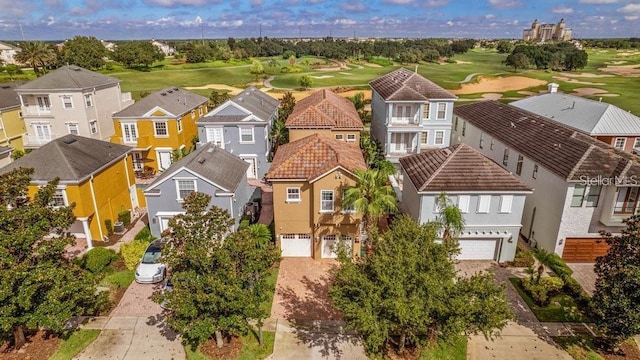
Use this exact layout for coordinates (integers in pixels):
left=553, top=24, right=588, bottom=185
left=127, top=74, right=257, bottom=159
left=261, top=266, right=279, bottom=315
left=184, top=331, right=275, bottom=360
left=101, top=270, right=135, bottom=288
left=509, top=278, right=590, bottom=323
left=553, top=336, right=604, bottom=360
left=49, top=329, right=100, bottom=360
left=419, top=335, right=467, bottom=360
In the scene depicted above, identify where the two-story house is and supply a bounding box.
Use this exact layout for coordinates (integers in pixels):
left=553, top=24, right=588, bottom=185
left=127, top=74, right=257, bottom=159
left=0, top=41, right=19, bottom=65
left=144, top=142, right=251, bottom=238
left=197, top=87, right=279, bottom=180
left=0, top=82, right=27, bottom=151
left=369, top=68, right=457, bottom=164
left=511, top=86, right=640, bottom=153
left=16, top=65, right=134, bottom=148
left=0, top=135, right=137, bottom=247
left=286, top=89, right=364, bottom=143
left=112, top=87, right=208, bottom=173
left=452, top=100, right=640, bottom=262
left=266, top=134, right=366, bottom=259
left=399, top=144, right=532, bottom=262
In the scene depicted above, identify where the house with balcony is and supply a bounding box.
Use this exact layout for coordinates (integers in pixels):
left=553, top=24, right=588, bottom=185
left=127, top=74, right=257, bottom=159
left=0, top=82, right=27, bottom=151
left=511, top=87, right=640, bottom=153
left=399, top=144, right=532, bottom=262
left=112, top=87, right=208, bottom=174
left=266, top=134, right=366, bottom=259
left=0, top=41, right=19, bottom=65
left=15, top=65, right=134, bottom=148
left=144, top=142, right=251, bottom=238
left=369, top=68, right=457, bottom=164
left=0, top=135, right=137, bottom=247
left=197, top=87, right=279, bottom=180
left=286, top=89, right=364, bottom=144
left=452, top=100, right=640, bottom=262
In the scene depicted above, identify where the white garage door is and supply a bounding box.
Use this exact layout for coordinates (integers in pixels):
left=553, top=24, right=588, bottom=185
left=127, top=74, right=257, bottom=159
left=322, top=235, right=353, bottom=258
left=281, top=234, right=312, bottom=257
left=457, top=239, right=498, bottom=260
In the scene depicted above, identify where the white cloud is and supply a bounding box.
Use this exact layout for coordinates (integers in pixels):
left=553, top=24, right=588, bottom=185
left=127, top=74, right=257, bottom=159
left=488, top=0, right=521, bottom=9
left=47, top=16, right=55, bottom=26
left=446, top=20, right=454, bottom=26
left=334, top=18, right=356, bottom=25
left=485, top=14, right=496, bottom=19
left=552, top=6, right=574, bottom=14
left=624, top=15, right=639, bottom=20
left=143, top=0, right=212, bottom=7
left=339, top=2, right=366, bottom=12
left=212, top=20, right=243, bottom=27
left=384, top=0, right=414, bottom=4
left=617, top=3, right=640, bottom=14
left=579, top=0, right=621, bottom=3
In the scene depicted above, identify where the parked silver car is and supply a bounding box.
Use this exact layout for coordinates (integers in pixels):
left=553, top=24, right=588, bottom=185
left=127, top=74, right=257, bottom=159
left=135, top=239, right=167, bottom=284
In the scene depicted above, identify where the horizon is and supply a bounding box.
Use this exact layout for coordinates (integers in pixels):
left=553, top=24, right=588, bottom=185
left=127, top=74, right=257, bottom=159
left=1, top=0, right=639, bottom=41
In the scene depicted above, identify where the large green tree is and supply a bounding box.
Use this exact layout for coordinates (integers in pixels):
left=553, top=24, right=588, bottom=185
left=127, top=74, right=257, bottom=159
left=157, top=192, right=280, bottom=348
left=112, top=41, right=164, bottom=68
left=0, top=168, right=103, bottom=349
left=14, top=41, right=55, bottom=76
left=249, top=60, right=264, bottom=82
left=329, top=215, right=512, bottom=355
left=269, top=92, right=295, bottom=156
left=435, top=193, right=465, bottom=246
left=63, top=36, right=107, bottom=70
left=593, top=217, right=640, bottom=352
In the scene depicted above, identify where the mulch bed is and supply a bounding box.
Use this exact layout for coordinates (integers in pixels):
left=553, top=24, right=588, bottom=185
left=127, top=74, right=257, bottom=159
left=0, top=330, right=60, bottom=360
left=600, top=342, right=640, bottom=360
left=199, top=336, right=243, bottom=359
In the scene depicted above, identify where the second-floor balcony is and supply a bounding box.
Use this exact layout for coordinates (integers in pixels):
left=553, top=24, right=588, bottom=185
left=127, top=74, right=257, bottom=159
left=23, top=133, right=63, bottom=148
left=22, top=106, right=53, bottom=117
left=111, top=135, right=151, bottom=150
left=389, top=116, right=422, bottom=127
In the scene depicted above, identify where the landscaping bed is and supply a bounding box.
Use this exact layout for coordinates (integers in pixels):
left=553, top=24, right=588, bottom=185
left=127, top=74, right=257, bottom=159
left=185, top=331, right=276, bottom=360
left=553, top=336, right=640, bottom=360
left=509, top=277, right=591, bottom=322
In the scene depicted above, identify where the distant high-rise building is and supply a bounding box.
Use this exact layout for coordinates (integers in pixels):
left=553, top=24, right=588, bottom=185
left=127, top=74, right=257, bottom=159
left=523, top=18, right=572, bottom=42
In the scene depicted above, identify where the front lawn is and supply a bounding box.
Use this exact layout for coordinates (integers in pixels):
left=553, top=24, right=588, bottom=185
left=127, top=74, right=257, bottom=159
left=185, top=331, right=276, bottom=360
left=101, top=269, right=135, bottom=288
left=509, top=278, right=591, bottom=323
left=261, top=266, right=280, bottom=315
left=419, top=336, right=467, bottom=360
left=49, top=329, right=100, bottom=360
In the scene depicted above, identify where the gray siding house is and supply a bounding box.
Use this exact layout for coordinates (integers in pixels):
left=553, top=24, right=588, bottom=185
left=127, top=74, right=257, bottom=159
left=399, top=144, right=532, bottom=262
left=144, top=142, right=251, bottom=238
left=197, top=87, right=279, bottom=180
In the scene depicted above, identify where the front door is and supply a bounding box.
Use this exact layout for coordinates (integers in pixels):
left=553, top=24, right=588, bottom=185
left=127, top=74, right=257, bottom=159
left=157, top=151, right=171, bottom=171
left=243, top=157, right=257, bottom=179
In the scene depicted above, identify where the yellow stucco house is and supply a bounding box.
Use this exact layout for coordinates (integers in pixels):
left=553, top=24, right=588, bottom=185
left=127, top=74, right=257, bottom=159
left=0, top=135, right=137, bottom=247
left=0, top=82, right=27, bottom=152
left=111, top=87, right=208, bottom=174
left=286, top=89, right=364, bottom=144
left=266, top=134, right=367, bottom=259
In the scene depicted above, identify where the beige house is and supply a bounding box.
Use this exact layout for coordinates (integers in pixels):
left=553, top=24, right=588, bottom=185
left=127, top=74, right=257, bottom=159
left=0, top=41, right=19, bottom=65
left=523, top=18, right=572, bottom=41
left=16, top=65, right=134, bottom=148
left=266, top=134, right=367, bottom=259
left=0, top=82, right=27, bottom=151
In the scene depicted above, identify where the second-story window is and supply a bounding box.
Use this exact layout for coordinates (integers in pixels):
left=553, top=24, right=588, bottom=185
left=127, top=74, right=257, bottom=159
left=462, top=121, right=466, bottom=136
left=335, top=134, right=344, bottom=140
left=191, top=110, right=196, bottom=119
left=454, top=116, right=458, bottom=131
left=490, top=138, right=495, bottom=150
left=434, top=131, right=445, bottom=145
left=239, top=127, right=254, bottom=143
left=422, top=103, right=430, bottom=121
left=176, top=179, right=197, bottom=201
left=199, top=107, right=203, bottom=116
left=320, top=190, right=334, bottom=213
left=342, top=189, right=355, bottom=213
left=571, top=185, right=586, bottom=207
left=84, top=94, right=93, bottom=107
left=586, top=185, right=601, bottom=207
left=89, top=120, right=98, bottom=134
left=436, top=103, right=446, bottom=120
left=516, top=154, right=524, bottom=175
left=286, top=187, right=301, bottom=202
left=503, top=148, right=509, bottom=166
left=67, top=123, right=79, bottom=135
left=50, top=189, right=67, bottom=207
left=533, top=164, right=539, bottom=179
left=420, top=132, right=428, bottom=146
left=154, top=122, right=168, bottom=137
left=477, top=195, right=491, bottom=213
left=37, top=96, right=51, bottom=111
left=177, top=118, right=183, bottom=133
left=634, top=137, right=640, bottom=150
left=347, top=134, right=356, bottom=142
left=62, top=95, right=73, bottom=109
left=479, top=133, right=485, bottom=149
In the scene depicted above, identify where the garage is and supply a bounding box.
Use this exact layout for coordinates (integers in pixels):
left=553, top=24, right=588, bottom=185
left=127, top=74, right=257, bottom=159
left=457, top=239, right=499, bottom=260
left=280, top=234, right=312, bottom=257
left=562, top=237, right=610, bottom=263
left=321, top=234, right=353, bottom=258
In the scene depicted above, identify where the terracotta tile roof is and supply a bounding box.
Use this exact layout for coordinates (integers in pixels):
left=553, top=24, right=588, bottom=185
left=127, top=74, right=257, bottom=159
left=266, top=134, right=366, bottom=180
left=285, top=89, right=364, bottom=129
left=369, top=68, right=457, bottom=101
left=400, top=144, right=532, bottom=192
left=454, top=101, right=640, bottom=182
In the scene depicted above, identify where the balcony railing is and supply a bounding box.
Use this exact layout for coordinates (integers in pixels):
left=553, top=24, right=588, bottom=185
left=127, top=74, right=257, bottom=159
left=390, top=116, right=420, bottom=126
left=388, top=144, right=418, bottom=156
left=23, top=133, right=62, bottom=147
left=111, top=135, right=151, bottom=149
left=22, top=106, right=52, bottom=116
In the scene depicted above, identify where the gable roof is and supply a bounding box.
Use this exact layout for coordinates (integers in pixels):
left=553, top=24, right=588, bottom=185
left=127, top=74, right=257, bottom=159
left=199, top=87, right=279, bottom=124
left=0, top=135, right=131, bottom=183
left=285, top=89, right=364, bottom=129
left=266, top=134, right=366, bottom=180
left=511, top=92, right=640, bottom=136
left=369, top=68, right=457, bottom=101
left=454, top=101, right=640, bottom=182
left=400, top=144, right=531, bottom=192
left=113, top=87, right=207, bottom=118
left=16, top=65, right=120, bottom=91
left=0, top=81, right=25, bottom=110
left=146, top=143, right=248, bottom=193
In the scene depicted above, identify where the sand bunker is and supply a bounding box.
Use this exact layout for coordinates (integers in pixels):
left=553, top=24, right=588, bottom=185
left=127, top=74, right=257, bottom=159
left=571, top=88, right=619, bottom=97
left=455, top=60, right=472, bottom=64
left=338, top=72, right=352, bottom=76
left=480, top=93, right=503, bottom=100
left=617, top=52, right=640, bottom=56
left=185, top=84, right=244, bottom=95
left=362, top=62, right=382, bottom=68
left=553, top=76, right=606, bottom=85
left=606, top=61, right=627, bottom=65
left=598, top=64, right=640, bottom=77
left=310, top=75, right=333, bottom=79
left=558, top=72, right=613, bottom=78
left=451, top=76, right=546, bottom=95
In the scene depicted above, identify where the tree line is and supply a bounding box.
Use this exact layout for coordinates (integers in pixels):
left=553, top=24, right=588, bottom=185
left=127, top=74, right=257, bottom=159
left=503, top=42, right=588, bottom=72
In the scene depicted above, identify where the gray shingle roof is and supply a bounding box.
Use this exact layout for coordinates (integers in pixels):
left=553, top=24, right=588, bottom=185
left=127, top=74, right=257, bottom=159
left=113, top=87, right=208, bottom=118
left=0, top=135, right=132, bottom=183
left=16, top=65, right=120, bottom=91
left=369, top=68, right=457, bottom=101
left=454, top=101, right=640, bottom=182
left=230, top=87, right=279, bottom=121
left=0, top=82, right=26, bottom=110
left=198, top=115, right=253, bottom=124
left=399, top=144, right=531, bottom=192
left=511, top=93, right=640, bottom=136
left=146, top=143, right=248, bottom=193
left=0, top=146, right=12, bottom=156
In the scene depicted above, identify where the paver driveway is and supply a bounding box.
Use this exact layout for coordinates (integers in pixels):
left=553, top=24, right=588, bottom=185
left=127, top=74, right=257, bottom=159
left=567, top=263, right=596, bottom=296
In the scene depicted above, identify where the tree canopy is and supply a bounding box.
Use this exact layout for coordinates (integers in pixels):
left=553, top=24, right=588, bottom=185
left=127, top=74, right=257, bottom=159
left=14, top=41, right=55, bottom=76
left=0, top=168, right=103, bottom=349
left=112, top=41, right=164, bottom=68
left=63, top=36, right=107, bottom=70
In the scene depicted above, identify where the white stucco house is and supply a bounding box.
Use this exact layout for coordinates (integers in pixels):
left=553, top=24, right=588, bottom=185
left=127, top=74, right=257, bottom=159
left=452, top=100, right=640, bottom=262
left=399, top=143, right=532, bottom=262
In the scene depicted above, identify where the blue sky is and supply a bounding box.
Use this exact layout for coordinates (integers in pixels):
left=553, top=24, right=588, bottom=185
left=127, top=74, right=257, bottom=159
left=1, top=0, right=639, bottom=40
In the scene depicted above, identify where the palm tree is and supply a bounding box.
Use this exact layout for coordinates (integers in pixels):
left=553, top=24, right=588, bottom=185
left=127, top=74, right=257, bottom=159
left=14, top=41, right=54, bottom=76
left=269, top=118, right=288, bottom=159
left=435, top=193, right=465, bottom=246
left=248, top=223, right=271, bottom=248
left=343, top=169, right=397, bottom=249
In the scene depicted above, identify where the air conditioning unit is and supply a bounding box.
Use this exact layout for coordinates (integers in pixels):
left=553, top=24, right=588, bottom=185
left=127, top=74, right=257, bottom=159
left=114, top=221, right=125, bottom=234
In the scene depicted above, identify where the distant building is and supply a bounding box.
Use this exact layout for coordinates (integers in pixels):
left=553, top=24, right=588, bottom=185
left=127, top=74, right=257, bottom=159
left=523, top=18, right=572, bottom=42
left=101, top=40, right=117, bottom=52
left=151, top=40, right=175, bottom=56
left=0, top=41, right=19, bottom=65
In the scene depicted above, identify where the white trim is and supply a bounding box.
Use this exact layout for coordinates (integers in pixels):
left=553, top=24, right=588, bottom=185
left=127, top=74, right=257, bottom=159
left=153, top=121, right=169, bottom=137
left=88, top=175, right=104, bottom=240
left=320, top=190, right=334, bottom=213
left=436, top=102, right=447, bottom=120
left=238, top=126, right=255, bottom=144
left=121, top=122, right=138, bottom=144
left=144, top=166, right=231, bottom=193
left=61, top=95, right=74, bottom=109
left=457, top=195, right=470, bottom=213
left=142, top=105, right=176, bottom=118
left=477, top=195, right=491, bottom=213
left=434, top=130, right=445, bottom=145
left=499, top=195, right=513, bottom=214
left=286, top=187, right=301, bottom=202
left=418, top=190, right=532, bottom=195
left=203, top=100, right=252, bottom=118
left=175, top=178, right=197, bottom=201
left=309, top=166, right=357, bottom=184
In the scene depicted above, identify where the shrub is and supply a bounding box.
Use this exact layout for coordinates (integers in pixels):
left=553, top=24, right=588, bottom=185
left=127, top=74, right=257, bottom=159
left=120, top=240, right=148, bottom=270
left=239, top=218, right=250, bottom=230
left=118, top=210, right=131, bottom=227
left=563, top=276, right=584, bottom=297
left=82, top=247, right=119, bottom=273
left=534, top=248, right=573, bottom=279
left=105, top=219, right=113, bottom=236
left=521, top=276, right=564, bottom=306
left=134, top=226, right=154, bottom=243
left=512, top=247, right=535, bottom=267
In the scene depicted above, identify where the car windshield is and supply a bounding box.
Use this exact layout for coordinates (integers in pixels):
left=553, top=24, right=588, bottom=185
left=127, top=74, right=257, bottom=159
left=141, top=248, right=162, bottom=264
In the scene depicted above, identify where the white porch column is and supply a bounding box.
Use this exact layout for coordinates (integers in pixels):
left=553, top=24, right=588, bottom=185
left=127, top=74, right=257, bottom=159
left=78, top=217, right=93, bottom=250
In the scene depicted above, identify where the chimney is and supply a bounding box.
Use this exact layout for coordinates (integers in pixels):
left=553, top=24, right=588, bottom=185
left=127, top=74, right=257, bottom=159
left=548, top=83, right=559, bottom=93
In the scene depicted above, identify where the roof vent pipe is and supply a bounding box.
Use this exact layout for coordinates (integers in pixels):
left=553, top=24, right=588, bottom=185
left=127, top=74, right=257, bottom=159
left=548, top=83, right=559, bottom=93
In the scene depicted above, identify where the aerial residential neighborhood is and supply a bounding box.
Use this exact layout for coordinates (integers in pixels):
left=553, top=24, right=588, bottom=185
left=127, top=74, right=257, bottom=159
left=0, top=3, right=639, bottom=360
